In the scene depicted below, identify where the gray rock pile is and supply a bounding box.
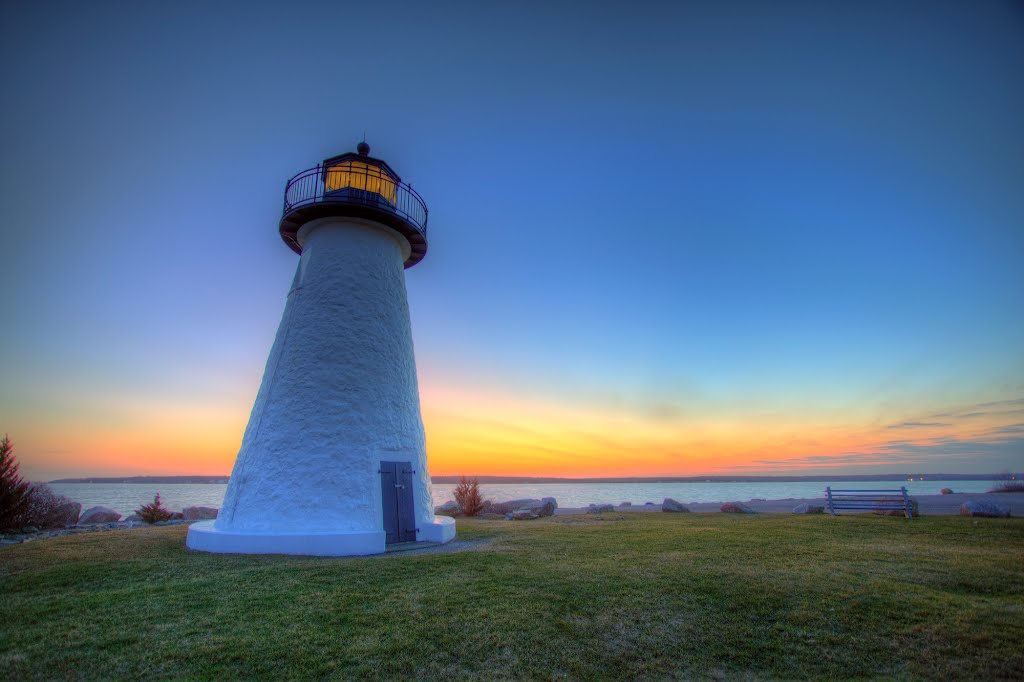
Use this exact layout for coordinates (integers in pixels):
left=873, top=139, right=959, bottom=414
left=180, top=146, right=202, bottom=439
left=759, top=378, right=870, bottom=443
left=434, top=497, right=558, bottom=520
left=182, top=506, right=219, bottom=521
left=662, top=498, right=690, bottom=513
left=586, top=504, right=615, bottom=514
left=720, top=502, right=755, bottom=514
left=960, top=500, right=1010, bottom=518
left=792, top=503, right=824, bottom=514
left=79, top=506, right=122, bottom=524
left=501, top=498, right=558, bottom=520
left=52, top=501, right=83, bottom=526
left=434, top=500, right=461, bottom=515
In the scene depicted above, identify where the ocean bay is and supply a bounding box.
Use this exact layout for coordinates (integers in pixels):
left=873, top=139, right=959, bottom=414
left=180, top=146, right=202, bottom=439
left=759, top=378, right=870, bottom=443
left=48, top=479, right=995, bottom=517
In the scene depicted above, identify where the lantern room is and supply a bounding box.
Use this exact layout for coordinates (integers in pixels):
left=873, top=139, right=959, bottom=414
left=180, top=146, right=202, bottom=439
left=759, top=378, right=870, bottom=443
left=278, top=142, right=429, bottom=267
left=322, top=142, right=399, bottom=205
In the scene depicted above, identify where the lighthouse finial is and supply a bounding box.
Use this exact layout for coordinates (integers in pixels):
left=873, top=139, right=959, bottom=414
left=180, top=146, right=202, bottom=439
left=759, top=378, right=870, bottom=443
left=357, top=138, right=370, bottom=156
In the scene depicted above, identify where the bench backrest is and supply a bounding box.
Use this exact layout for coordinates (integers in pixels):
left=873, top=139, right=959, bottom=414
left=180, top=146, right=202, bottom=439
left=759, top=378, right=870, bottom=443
left=825, top=487, right=913, bottom=519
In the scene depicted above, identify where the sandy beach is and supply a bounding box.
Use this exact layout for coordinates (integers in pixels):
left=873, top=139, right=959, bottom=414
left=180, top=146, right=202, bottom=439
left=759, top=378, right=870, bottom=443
left=556, top=491, right=1023, bottom=515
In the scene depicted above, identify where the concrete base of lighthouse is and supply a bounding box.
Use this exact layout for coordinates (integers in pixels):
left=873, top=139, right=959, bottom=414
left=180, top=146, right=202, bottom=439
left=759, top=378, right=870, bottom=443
left=186, top=516, right=455, bottom=557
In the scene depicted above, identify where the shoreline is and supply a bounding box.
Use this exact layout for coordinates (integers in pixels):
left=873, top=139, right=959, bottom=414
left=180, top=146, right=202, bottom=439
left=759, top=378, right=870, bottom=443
left=555, top=492, right=1023, bottom=515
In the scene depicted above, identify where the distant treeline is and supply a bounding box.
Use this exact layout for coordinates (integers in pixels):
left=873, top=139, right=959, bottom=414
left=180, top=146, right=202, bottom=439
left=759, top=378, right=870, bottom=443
left=50, top=473, right=1017, bottom=484
left=50, top=476, right=230, bottom=484
left=431, top=474, right=1015, bottom=483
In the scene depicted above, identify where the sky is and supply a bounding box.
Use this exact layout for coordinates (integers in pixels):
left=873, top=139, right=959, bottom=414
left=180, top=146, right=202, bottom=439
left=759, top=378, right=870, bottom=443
left=1, top=1, right=1022, bottom=480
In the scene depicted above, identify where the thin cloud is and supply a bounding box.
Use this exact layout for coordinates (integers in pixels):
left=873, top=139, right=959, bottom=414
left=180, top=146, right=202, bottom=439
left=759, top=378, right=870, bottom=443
left=886, top=421, right=951, bottom=429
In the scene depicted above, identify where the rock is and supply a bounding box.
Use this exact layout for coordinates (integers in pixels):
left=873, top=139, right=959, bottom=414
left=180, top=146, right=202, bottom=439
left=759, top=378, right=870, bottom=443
left=484, top=498, right=542, bottom=515
left=940, top=488, right=954, bottom=495
left=511, top=509, right=540, bottom=520
left=720, top=502, right=755, bottom=514
left=644, top=502, right=654, bottom=506
left=79, top=506, right=122, bottom=524
left=435, top=500, right=460, bottom=515
left=793, top=503, right=824, bottom=514
left=483, top=498, right=557, bottom=517
left=123, top=513, right=144, bottom=523
left=620, top=501, right=632, bottom=507
left=662, top=498, right=690, bottom=513
left=587, top=504, right=615, bottom=514
left=49, top=501, right=82, bottom=527
left=876, top=498, right=920, bottom=518
left=182, top=506, right=219, bottom=521
left=960, top=500, right=1010, bottom=518
left=22, top=526, right=40, bottom=534
left=479, top=513, right=505, bottom=520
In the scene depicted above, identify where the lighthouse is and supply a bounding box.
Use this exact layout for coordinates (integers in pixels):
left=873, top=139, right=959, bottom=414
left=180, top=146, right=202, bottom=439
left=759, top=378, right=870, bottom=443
left=187, top=142, right=455, bottom=556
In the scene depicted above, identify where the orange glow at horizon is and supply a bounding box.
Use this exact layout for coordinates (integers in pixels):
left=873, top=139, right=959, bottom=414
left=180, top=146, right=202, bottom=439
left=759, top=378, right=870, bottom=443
left=9, top=378, right=1022, bottom=480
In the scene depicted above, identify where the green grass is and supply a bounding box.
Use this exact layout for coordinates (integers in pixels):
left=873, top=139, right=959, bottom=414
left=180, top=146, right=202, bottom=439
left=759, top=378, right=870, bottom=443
left=2, top=514, right=1022, bottom=680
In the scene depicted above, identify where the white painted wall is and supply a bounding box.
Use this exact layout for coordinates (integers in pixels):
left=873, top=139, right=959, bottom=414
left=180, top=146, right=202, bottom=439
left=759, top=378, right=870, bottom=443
left=189, top=217, right=450, bottom=554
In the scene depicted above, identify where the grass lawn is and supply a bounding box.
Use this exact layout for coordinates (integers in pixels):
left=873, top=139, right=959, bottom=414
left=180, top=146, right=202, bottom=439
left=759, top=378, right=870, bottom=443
left=2, top=513, right=1022, bottom=680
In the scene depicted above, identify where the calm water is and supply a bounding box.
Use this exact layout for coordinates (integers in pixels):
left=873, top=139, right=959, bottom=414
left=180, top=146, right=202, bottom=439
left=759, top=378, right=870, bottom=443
left=48, top=479, right=994, bottom=517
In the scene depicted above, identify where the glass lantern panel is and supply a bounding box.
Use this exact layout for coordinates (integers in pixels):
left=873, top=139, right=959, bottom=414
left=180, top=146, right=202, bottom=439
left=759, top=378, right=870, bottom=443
left=324, top=160, right=397, bottom=205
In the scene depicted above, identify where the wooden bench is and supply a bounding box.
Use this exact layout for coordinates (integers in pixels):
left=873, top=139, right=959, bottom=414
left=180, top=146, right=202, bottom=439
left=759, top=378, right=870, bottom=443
left=825, top=487, right=914, bottom=519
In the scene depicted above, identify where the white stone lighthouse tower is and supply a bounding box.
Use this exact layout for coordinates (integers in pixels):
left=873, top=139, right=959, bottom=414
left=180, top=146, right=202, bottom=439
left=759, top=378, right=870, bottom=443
left=187, top=142, right=454, bottom=556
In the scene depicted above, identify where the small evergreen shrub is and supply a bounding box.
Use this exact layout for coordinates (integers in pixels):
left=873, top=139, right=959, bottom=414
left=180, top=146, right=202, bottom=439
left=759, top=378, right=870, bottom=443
left=453, top=476, right=484, bottom=517
left=0, top=435, right=31, bottom=531
left=137, top=493, right=175, bottom=523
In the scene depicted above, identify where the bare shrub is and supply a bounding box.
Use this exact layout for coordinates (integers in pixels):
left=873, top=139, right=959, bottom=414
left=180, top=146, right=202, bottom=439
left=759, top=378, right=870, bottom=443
left=453, top=476, right=484, bottom=517
left=0, top=435, right=31, bottom=530
left=988, top=471, right=1024, bottom=493
left=136, top=493, right=175, bottom=523
left=20, top=483, right=80, bottom=528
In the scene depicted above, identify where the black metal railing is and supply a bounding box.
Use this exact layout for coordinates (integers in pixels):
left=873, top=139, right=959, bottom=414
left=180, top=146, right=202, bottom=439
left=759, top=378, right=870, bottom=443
left=282, top=165, right=428, bottom=238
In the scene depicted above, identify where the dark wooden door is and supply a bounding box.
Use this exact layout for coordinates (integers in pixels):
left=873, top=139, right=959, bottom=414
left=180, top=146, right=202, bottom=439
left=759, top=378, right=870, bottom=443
left=380, top=461, right=416, bottom=544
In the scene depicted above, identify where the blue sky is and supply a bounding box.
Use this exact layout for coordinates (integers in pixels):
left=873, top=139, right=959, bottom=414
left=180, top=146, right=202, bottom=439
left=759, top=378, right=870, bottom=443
left=1, top=0, right=1022, bottom=478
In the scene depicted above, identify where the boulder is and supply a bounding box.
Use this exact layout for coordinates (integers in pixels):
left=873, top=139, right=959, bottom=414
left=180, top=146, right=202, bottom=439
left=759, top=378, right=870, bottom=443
left=485, top=498, right=543, bottom=515
left=79, top=506, right=122, bottom=524
left=51, top=499, right=81, bottom=524
left=182, top=506, right=219, bottom=521
left=510, top=509, right=540, bottom=520
left=793, top=503, right=824, bottom=514
left=587, top=504, right=615, bottom=514
left=620, top=501, right=632, bottom=507
left=876, top=499, right=920, bottom=518
left=434, top=500, right=461, bottom=516
left=940, top=488, right=954, bottom=495
left=662, top=498, right=690, bottom=513
left=123, top=513, right=144, bottom=524
left=539, top=497, right=558, bottom=516
left=960, top=500, right=1010, bottom=518
left=720, top=502, right=755, bottom=514
left=479, top=513, right=505, bottom=520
